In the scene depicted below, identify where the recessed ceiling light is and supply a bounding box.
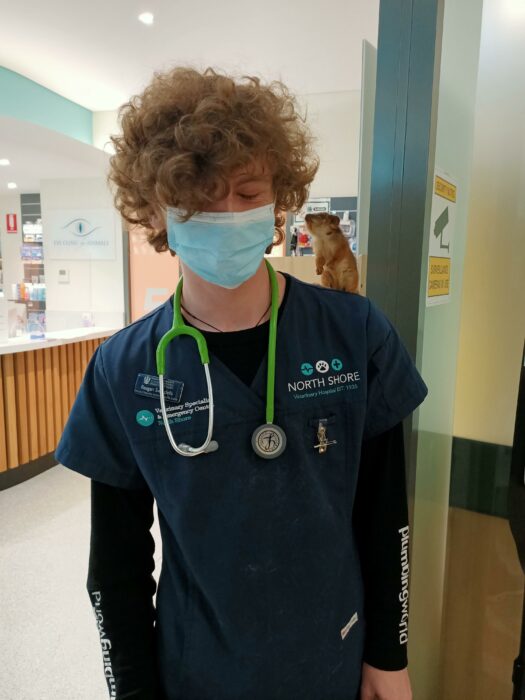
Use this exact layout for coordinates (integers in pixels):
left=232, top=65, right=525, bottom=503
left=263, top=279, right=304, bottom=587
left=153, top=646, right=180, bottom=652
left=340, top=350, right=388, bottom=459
left=7, top=182, right=18, bottom=189
left=138, top=12, right=154, bottom=25
left=0, top=158, right=10, bottom=166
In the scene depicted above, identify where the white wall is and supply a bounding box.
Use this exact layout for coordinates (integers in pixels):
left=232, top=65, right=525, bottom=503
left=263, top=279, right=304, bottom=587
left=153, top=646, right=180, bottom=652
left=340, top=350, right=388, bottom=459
left=0, top=193, right=24, bottom=295
left=92, top=111, right=119, bottom=154
left=40, top=178, right=125, bottom=331
left=453, top=0, right=525, bottom=445
left=407, top=0, right=484, bottom=697
left=357, top=41, right=378, bottom=257
left=93, top=91, right=362, bottom=199
left=299, top=90, right=361, bottom=198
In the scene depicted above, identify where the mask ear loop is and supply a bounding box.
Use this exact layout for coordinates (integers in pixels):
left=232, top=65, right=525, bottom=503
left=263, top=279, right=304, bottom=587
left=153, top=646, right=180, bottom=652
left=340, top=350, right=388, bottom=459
left=156, top=277, right=217, bottom=457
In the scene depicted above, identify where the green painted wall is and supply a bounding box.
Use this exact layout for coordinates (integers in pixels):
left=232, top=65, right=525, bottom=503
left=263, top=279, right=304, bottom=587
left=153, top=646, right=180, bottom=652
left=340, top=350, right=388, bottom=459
left=0, top=67, right=92, bottom=144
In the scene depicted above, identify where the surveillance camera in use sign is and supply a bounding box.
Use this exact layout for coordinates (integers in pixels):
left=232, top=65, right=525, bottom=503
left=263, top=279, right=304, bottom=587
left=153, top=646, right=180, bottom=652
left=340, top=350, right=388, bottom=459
left=427, top=170, right=457, bottom=307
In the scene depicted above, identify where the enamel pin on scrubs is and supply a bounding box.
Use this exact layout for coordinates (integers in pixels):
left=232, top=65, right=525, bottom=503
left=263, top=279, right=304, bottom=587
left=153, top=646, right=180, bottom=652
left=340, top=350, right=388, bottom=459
left=314, top=419, right=337, bottom=454
left=156, top=259, right=287, bottom=459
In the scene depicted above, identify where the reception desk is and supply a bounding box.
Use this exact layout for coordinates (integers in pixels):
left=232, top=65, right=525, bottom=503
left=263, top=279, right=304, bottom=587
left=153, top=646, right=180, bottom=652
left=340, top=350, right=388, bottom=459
left=0, top=327, right=121, bottom=487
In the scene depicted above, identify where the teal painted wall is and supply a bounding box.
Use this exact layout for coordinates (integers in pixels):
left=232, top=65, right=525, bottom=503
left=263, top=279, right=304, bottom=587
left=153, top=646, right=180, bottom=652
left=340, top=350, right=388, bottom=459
left=0, top=67, right=92, bottom=144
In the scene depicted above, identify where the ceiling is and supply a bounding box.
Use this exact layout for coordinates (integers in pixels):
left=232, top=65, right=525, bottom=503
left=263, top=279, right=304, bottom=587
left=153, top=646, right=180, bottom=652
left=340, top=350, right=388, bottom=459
left=0, top=117, right=109, bottom=194
left=0, top=0, right=379, bottom=193
left=0, top=0, right=379, bottom=112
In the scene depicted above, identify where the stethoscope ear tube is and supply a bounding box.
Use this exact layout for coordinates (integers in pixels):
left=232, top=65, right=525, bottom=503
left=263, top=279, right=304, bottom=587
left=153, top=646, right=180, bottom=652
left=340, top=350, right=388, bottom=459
left=159, top=367, right=215, bottom=457
left=156, top=274, right=215, bottom=456
left=264, top=258, right=279, bottom=426
left=156, top=325, right=210, bottom=375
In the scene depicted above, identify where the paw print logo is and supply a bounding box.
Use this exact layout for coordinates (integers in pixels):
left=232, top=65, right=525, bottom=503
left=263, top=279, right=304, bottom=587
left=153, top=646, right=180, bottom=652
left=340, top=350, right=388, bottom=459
left=331, top=358, right=343, bottom=371
left=316, top=360, right=330, bottom=374
left=301, top=362, right=314, bottom=376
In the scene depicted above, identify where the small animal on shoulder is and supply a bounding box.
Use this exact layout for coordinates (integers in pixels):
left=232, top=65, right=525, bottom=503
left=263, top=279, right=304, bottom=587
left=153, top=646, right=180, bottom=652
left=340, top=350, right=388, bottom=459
left=304, top=213, right=359, bottom=294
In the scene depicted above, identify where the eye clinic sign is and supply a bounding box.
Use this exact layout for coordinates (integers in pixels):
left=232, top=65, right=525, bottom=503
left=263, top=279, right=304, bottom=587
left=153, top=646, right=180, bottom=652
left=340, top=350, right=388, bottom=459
left=46, top=209, right=116, bottom=260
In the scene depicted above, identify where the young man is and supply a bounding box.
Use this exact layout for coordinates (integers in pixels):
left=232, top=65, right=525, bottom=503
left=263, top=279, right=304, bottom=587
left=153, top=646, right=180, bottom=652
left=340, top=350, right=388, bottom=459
left=56, top=67, right=427, bottom=700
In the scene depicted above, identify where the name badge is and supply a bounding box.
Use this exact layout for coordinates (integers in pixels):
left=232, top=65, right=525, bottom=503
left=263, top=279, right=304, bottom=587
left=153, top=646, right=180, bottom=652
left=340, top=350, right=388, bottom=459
left=134, top=373, right=184, bottom=404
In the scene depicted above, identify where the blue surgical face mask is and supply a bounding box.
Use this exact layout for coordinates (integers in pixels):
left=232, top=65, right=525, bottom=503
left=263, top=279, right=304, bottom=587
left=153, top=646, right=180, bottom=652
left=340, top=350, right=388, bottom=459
left=166, top=203, right=275, bottom=289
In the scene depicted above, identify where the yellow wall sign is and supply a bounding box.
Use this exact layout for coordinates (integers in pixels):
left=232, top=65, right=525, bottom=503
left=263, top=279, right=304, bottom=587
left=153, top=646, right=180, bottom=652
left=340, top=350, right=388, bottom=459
left=435, top=176, right=457, bottom=203
left=428, top=256, right=451, bottom=297
left=427, top=169, right=457, bottom=307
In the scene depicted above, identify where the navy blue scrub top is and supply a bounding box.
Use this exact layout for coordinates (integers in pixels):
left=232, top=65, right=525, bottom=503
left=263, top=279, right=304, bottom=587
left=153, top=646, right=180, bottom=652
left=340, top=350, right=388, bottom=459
left=56, top=275, right=428, bottom=700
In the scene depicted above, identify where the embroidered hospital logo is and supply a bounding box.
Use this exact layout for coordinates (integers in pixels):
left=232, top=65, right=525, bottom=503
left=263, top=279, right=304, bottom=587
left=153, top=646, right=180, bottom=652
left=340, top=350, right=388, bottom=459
left=290, top=357, right=361, bottom=401
left=301, top=362, right=314, bottom=376
left=136, top=409, right=154, bottom=427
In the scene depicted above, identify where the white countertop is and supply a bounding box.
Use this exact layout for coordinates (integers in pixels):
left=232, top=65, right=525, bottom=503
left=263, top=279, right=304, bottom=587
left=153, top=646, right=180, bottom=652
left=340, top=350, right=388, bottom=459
left=0, top=326, right=122, bottom=355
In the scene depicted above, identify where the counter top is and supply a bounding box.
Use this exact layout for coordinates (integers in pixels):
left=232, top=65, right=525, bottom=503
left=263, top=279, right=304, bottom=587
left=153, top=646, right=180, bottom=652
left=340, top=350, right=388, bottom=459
left=0, top=326, right=122, bottom=356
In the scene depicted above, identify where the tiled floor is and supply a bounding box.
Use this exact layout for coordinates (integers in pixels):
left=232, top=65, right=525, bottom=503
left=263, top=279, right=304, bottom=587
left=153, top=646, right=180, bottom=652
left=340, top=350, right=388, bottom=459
left=0, top=465, right=162, bottom=700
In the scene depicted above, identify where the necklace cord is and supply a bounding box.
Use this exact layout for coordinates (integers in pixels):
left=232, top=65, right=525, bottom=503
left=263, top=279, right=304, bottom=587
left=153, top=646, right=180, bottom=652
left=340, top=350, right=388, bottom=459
left=180, top=299, right=272, bottom=332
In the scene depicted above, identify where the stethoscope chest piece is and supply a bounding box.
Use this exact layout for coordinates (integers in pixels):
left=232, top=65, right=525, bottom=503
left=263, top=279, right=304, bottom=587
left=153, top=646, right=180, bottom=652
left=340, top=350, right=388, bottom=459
left=251, top=423, right=287, bottom=460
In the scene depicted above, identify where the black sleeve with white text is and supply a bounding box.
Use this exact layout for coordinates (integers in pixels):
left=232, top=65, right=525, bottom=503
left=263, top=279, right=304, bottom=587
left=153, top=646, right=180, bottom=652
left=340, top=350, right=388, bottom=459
left=87, top=479, right=160, bottom=699
left=353, top=421, right=410, bottom=671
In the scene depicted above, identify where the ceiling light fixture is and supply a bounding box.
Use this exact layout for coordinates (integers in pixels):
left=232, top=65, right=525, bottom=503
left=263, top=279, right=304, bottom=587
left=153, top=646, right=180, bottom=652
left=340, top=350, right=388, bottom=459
left=138, top=12, right=154, bottom=25
left=0, top=158, right=10, bottom=166
left=7, top=182, right=18, bottom=189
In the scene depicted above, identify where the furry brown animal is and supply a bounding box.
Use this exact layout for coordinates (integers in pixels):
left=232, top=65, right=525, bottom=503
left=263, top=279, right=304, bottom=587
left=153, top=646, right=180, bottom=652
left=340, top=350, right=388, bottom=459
left=304, top=213, right=359, bottom=293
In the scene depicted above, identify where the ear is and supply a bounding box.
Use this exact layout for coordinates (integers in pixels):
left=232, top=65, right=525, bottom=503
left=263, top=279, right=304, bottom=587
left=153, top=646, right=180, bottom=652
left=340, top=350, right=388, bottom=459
left=329, top=214, right=340, bottom=226
left=150, top=209, right=166, bottom=232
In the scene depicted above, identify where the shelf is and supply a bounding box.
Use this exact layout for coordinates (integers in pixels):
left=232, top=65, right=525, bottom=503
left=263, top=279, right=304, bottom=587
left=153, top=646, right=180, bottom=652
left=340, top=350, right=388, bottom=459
left=7, top=299, right=46, bottom=308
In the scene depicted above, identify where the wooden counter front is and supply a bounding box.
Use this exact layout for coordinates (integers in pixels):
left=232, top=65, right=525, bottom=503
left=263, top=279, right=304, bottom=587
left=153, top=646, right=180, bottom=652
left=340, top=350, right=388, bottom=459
left=0, top=336, right=109, bottom=484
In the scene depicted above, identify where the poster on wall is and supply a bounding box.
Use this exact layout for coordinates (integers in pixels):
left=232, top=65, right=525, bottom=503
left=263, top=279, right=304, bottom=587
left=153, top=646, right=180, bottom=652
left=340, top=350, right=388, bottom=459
left=426, top=169, right=457, bottom=307
left=46, top=209, right=116, bottom=260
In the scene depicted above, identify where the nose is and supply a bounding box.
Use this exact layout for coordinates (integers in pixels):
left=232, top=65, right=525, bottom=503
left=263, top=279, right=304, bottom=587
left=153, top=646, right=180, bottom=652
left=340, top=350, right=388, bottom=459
left=206, top=191, right=235, bottom=213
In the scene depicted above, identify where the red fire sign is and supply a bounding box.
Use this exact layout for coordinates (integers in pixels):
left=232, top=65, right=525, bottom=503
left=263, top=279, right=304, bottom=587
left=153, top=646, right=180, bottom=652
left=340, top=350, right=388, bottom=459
left=6, top=213, right=18, bottom=233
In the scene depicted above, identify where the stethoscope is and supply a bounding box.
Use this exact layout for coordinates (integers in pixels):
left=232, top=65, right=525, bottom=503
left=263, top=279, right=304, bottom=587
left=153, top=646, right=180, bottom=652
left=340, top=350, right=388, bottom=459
left=156, top=259, right=287, bottom=460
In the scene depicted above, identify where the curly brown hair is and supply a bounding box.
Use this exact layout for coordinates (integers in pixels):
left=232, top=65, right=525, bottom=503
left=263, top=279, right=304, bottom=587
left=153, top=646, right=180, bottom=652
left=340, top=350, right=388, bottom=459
left=108, top=67, right=319, bottom=253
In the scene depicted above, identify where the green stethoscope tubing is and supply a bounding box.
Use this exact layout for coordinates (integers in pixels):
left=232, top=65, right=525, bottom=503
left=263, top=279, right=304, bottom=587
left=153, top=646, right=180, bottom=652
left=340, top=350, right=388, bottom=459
left=265, top=258, right=279, bottom=425
left=156, top=259, right=279, bottom=456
